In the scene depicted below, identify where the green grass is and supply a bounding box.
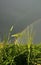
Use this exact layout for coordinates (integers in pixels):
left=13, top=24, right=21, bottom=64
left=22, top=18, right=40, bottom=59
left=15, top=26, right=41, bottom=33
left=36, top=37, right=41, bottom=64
left=0, top=25, right=41, bottom=65
left=0, top=43, right=41, bottom=65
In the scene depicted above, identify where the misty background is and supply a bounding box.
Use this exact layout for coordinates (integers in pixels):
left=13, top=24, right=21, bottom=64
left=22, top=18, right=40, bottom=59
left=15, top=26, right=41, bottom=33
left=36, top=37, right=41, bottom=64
left=0, top=0, right=41, bottom=41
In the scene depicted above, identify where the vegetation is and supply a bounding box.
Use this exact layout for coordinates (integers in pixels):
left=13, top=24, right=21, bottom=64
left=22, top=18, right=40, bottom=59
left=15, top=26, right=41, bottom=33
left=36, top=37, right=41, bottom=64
left=0, top=43, right=41, bottom=65
left=0, top=25, right=41, bottom=65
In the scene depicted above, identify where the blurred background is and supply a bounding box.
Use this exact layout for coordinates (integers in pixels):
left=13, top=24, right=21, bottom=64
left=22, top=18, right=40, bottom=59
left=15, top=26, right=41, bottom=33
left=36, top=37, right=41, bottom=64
left=0, top=0, right=41, bottom=41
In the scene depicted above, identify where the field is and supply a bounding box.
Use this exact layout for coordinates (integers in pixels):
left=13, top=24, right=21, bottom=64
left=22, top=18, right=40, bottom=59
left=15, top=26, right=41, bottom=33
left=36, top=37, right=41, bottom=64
left=0, top=26, right=41, bottom=65
left=0, top=42, right=41, bottom=65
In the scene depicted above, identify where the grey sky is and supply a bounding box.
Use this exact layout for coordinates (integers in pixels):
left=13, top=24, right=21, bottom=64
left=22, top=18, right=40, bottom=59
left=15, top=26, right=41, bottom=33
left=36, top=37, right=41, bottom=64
left=0, top=0, right=41, bottom=36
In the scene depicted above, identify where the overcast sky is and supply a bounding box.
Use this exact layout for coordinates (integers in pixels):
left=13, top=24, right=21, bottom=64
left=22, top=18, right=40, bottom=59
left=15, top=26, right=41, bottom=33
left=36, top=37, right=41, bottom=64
left=0, top=0, right=41, bottom=36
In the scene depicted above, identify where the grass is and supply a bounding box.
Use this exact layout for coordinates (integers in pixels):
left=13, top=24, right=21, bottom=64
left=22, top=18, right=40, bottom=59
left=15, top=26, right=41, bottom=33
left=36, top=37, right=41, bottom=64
left=0, top=42, right=41, bottom=65
left=0, top=25, right=41, bottom=65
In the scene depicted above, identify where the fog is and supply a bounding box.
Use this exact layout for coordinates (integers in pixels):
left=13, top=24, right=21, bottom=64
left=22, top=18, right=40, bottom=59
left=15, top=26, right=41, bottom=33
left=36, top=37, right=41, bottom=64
left=0, top=0, right=41, bottom=37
